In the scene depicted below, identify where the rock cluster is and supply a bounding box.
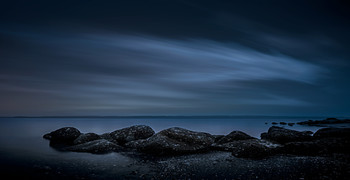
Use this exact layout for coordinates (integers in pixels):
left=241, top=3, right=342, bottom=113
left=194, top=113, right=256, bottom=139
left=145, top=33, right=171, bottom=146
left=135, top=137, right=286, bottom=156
left=297, top=118, right=350, bottom=126
left=43, top=125, right=350, bottom=159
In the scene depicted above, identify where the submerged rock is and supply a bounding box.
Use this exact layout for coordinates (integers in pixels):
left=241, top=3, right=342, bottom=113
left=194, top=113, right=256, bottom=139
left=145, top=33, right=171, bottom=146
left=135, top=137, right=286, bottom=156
left=110, top=125, right=155, bottom=144
left=313, top=127, right=350, bottom=139
left=125, top=127, right=215, bottom=155
left=43, top=127, right=81, bottom=144
left=64, top=139, right=122, bottom=154
left=215, top=131, right=255, bottom=144
left=73, top=133, right=101, bottom=145
left=261, top=126, right=312, bottom=144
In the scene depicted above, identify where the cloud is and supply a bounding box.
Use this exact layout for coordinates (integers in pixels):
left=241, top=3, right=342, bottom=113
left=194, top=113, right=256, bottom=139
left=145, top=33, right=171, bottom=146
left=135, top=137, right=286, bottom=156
left=0, top=31, right=330, bottom=115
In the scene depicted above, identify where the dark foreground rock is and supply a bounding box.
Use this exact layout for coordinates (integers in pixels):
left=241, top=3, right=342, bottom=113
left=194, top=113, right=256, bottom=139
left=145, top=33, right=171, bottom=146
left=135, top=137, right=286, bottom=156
left=43, top=127, right=81, bottom=144
left=261, top=126, right=313, bottom=144
left=64, top=139, right=123, bottom=154
left=215, top=131, right=255, bottom=144
left=125, top=127, right=215, bottom=155
left=110, top=125, right=155, bottom=144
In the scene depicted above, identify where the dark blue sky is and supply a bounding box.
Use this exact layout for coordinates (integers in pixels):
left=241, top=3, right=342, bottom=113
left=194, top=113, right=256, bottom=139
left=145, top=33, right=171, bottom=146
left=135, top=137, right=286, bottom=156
left=0, top=0, right=349, bottom=116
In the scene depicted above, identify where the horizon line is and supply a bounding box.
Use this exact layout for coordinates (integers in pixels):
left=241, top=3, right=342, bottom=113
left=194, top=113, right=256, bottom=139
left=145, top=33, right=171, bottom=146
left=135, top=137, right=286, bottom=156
left=0, top=115, right=348, bottom=118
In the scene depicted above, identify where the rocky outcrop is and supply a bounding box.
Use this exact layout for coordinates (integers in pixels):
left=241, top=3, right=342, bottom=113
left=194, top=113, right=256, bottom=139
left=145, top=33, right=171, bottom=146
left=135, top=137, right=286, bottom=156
left=313, top=127, right=350, bottom=139
left=110, top=125, right=155, bottom=144
left=43, top=127, right=81, bottom=144
left=73, top=133, right=101, bottom=145
left=125, top=127, right=215, bottom=155
left=215, top=131, right=255, bottom=144
left=261, top=126, right=313, bottom=144
left=64, top=139, right=122, bottom=154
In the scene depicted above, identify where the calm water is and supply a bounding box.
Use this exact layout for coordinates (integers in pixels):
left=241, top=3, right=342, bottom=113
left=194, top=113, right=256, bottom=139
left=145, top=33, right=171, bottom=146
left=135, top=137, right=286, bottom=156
left=0, top=116, right=347, bottom=173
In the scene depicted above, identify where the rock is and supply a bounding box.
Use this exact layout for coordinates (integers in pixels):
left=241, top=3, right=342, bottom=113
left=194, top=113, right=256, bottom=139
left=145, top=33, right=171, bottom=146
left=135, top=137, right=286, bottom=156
left=213, top=135, right=225, bottom=143
left=110, top=125, right=155, bottom=145
left=260, top=132, right=268, bottom=139
left=215, top=131, right=255, bottom=144
left=43, top=127, right=81, bottom=144
left=313, top=128, right=350, bottom=139
left=73, top=133, right=101, bottom=145
left=125, top=127, right=215, bottom=155
left=100, top=133, right=113, bottom=141
left=64, top=139, right=122, bottom=154
left=297, top=118, right=350, bottom=126
left=261, top=126, right=312, bottom=144
left=288, top=123, right=295, bottom=126
left=272, top=122, right=278, bottom=125
left=280, top=138, right=350, bottom=156
left=212, top=139, right=280, bottom=159
left=280, top=122, right=287, bottom=125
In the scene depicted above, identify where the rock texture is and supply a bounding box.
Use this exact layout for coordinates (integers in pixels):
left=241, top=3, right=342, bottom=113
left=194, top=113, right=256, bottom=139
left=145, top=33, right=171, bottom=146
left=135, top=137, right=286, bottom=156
left=261, top=126, right=313, bottom=144
left=212, top=139, right=280, bottom=159
left=125, top=127, right=215, bottom=155
left=64, top=139, right=122, bottom=154
left=110, top=125, right=155, bottom=144
left=215, top=131, right=255, bottom=144
left=73, top=133, right=101, bottom=145
left=43, top=127, right=81, bottom=144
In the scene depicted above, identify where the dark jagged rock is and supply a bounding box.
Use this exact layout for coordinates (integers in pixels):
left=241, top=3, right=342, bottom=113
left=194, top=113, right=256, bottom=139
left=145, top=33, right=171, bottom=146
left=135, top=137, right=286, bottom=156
left=212, top=139, right=280, bottom=159
left=272, top=122, right=278, bottom=125
left=288, top=123, right=295, bottom=126
left=125, top=127, right=215, bottom=155
left=297, top=118, right=350, bottom=126
left=64, top=139, right=122, bottom=154
left=73, top=133, right=101, bottom=145
left=110, top=125, right=155, bottom=145
left=43, top=127, right=81, bottom=144
left=280, top=122, right=287, bottom=125
left=215, top=131, right=255, bottom=144
left=313, top=128, right=350, bottom=139
left=261, top=126, right=312, bottom=144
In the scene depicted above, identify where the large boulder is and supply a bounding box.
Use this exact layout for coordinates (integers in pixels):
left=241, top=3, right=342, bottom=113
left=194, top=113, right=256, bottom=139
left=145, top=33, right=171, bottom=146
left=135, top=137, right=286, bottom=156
left=110, top=125, right=155, bottom=145
left=261, top=126, right=313, bottom=144
left=216, top=131, right=255, bottom=144
left=73, top=133, right=101, bottom=145
left=43, top=127, right=81, bottom=144
left=125, top=127, right=215, bottom=155
left=313, top=128, right=350, bottom=139
left=64, top=139, right=122, bottom=154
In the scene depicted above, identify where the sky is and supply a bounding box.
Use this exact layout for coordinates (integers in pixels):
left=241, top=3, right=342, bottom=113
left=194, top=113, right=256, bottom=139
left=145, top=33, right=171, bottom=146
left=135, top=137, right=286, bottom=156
left=0, top=0, right=349, bottom=116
